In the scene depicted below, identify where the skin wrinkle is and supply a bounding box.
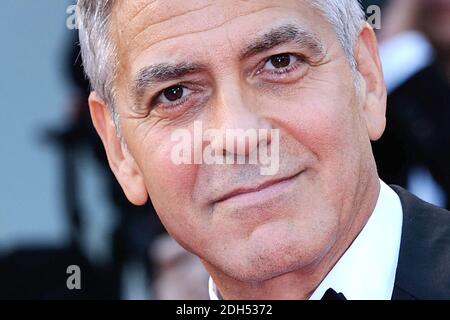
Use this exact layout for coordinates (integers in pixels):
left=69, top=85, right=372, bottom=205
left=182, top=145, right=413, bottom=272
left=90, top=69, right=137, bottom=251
left=240, top=24, right=325, bottom=61
left=112, top=5, right=293, bottom=121
left=80, top=0, right=365, bottom=124
left=130, top=24, right=327, bottom=111
left=252, top=46, right=334, bottom=96
left=128, top=0, right=158, bottom=21
left=206, top=53, right=346, bottom=210
left=127, top=5, right=287, bottom=63
left=132, top=62, right=207, bottom=108
left=125, top=98, right=190, bottom=140
left=126, top=92, right=212, bottom=147
left=87, top=0, right=386, bottom=300
left=113, top=3, right=338, bottom=119
left=130, top=2, right=214, bottom=43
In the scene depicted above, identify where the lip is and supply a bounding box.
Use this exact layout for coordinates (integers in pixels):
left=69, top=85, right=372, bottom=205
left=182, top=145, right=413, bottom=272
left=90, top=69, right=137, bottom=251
left=214, top=171, right=303, bottom=205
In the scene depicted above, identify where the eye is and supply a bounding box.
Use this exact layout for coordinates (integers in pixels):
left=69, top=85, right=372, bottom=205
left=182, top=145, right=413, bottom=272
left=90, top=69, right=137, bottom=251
left=149, top=83, right=206, bottom=116
left=264, top=53, right=299, bottom=71
left=254, top=52, right=308, bottom=83
left=158, top=85, right=191, bottom=103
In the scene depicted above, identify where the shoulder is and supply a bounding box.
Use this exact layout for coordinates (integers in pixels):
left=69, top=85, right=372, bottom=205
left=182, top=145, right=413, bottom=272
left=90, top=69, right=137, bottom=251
left=390, top=185, right=450, bottom=299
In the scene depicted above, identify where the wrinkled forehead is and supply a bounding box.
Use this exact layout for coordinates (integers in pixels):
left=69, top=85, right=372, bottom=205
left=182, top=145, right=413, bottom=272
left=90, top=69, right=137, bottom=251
left=110, top=0, right=331, bottom=80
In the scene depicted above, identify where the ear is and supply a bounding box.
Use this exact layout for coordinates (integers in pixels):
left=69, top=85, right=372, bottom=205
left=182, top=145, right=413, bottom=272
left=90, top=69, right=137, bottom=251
left=354, top=23, right=387, bottom=141
left=88, top=92, right=148, bottom=206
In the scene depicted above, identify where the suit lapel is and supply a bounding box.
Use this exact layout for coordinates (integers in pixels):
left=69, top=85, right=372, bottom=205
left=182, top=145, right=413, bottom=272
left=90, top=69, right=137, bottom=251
left=390, top=185, right=450, bottom=300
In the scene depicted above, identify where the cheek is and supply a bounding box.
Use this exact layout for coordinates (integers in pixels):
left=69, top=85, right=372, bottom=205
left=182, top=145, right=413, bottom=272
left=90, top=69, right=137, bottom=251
left=127, top=128, right=200, bottom=229
left=263, top=87, right=358, bottom=163
left=305, top=100, right=356, bottom=160
left=257, top=73, right=363, bottom=205
left=254, top=56, right=359, bottom=161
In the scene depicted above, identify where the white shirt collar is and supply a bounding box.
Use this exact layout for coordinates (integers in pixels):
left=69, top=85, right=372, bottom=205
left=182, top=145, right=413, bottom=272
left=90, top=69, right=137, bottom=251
left=209, top=179, right=403, bottom=300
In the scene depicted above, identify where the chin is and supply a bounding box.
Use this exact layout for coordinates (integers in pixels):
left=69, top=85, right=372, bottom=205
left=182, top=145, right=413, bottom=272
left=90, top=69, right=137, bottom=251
left=217, top=230, right=336, bottom=283
left=235, top=259, right=307, bottom=283
left=201, top=207, right=340, bottom=283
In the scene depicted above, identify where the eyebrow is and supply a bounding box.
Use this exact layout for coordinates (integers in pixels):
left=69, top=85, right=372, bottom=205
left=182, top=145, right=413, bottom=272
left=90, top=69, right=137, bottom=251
left=132, top=23, right=325, bottom=105
left=133, top=62, right=206, bottom=106
left=239, top=23, right=325, bottom=60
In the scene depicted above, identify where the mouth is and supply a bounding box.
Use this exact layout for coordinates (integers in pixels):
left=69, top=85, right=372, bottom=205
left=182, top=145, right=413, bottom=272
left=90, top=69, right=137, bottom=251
left=214, top=170, right=304, bottom=205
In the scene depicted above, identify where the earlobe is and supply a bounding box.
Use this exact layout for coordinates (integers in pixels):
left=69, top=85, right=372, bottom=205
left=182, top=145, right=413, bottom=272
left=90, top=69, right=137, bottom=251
left=355, top=23, right=387, bottom=142
left=88, top=92, right=149, bottom=206
left=117, top=144, right=149, bottom=206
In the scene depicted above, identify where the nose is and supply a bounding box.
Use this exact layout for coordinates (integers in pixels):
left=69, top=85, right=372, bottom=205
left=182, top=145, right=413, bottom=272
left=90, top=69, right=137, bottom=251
left=208, top=81, right=273, bottom=157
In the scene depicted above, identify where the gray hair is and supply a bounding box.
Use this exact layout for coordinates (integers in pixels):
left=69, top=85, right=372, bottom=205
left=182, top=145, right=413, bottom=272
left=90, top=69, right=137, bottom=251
left=77, top=0, right=117, bottom=119
left=77, top=0, right=365, bottom=124
left=311, top=0, right=365, bottom=73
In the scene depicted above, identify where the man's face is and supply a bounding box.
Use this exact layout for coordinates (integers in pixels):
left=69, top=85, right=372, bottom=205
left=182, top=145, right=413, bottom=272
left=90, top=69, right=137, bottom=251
left=102, top=0, right=384, bottom=282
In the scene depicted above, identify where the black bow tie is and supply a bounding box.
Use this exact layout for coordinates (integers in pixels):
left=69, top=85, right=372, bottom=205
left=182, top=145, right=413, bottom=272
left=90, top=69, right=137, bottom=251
left=321, top=288, right=347, bottom=300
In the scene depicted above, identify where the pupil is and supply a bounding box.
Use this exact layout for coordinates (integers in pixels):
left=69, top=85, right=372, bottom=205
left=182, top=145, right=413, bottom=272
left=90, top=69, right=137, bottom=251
left=164, top=86, right=183, bottom=101
left=271, top=54, right=291, bottom=68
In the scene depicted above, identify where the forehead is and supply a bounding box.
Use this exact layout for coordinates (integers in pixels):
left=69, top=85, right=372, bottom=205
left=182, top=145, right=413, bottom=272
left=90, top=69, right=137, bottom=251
left=111, top=0, right=329, bottom=78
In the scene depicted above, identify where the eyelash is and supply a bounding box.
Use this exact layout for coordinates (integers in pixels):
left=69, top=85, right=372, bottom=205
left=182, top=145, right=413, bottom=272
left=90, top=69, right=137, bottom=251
left=256, top=53, right=305, bottom=78
left=150, top=84, right=193, bottom=113
left=149, top=53, right=305, bottom=113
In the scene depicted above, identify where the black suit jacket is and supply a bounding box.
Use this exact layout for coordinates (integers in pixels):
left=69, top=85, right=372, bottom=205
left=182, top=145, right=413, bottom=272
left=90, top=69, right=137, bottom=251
left=391, top=185, right=450, bottom=299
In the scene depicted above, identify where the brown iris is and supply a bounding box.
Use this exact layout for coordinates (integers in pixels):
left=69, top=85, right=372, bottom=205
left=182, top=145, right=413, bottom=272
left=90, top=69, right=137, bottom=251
left=163, top=86, right=184, bottom=101
left=270, top=54, right=292, bottom=68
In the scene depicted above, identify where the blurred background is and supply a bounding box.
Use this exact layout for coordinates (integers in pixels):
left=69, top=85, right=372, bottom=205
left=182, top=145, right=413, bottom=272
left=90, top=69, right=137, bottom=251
left=0, top=0, right=448, bottom=299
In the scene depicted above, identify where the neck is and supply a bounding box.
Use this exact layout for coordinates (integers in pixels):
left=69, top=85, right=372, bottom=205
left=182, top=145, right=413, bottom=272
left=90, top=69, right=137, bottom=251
left=204, top=172, right=381, bottom=300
